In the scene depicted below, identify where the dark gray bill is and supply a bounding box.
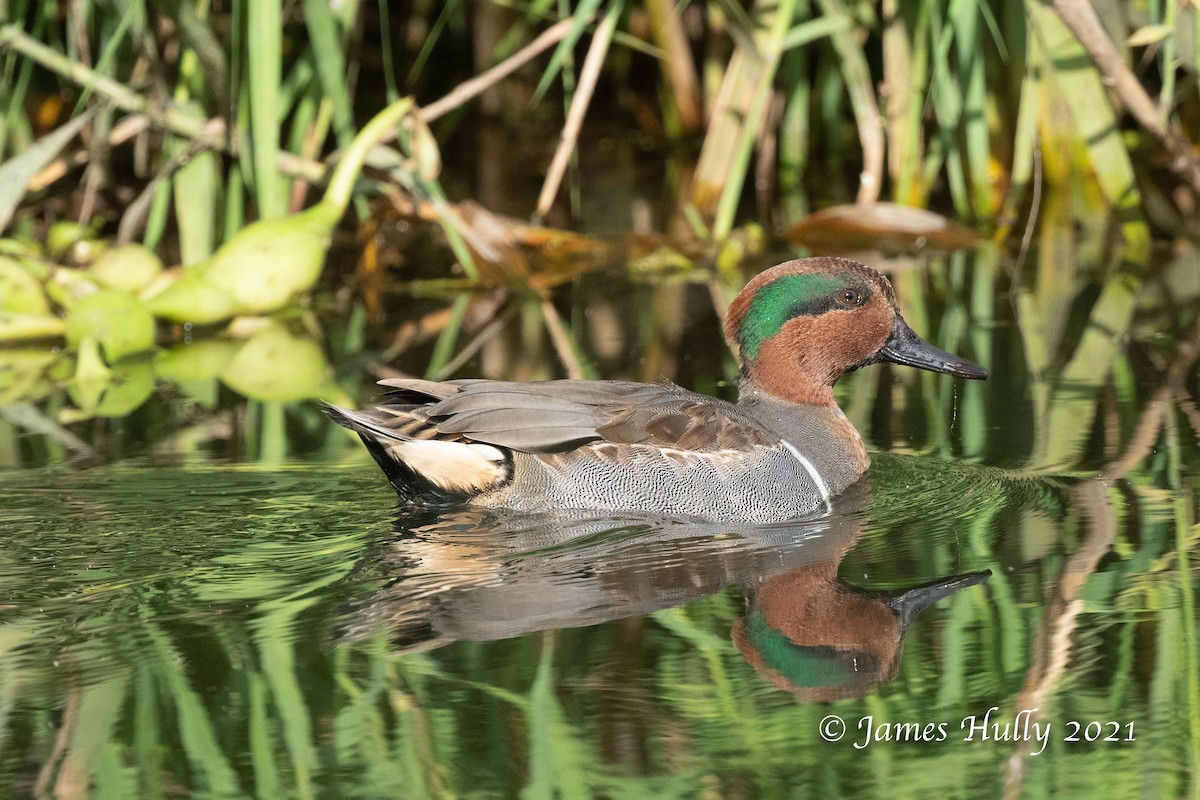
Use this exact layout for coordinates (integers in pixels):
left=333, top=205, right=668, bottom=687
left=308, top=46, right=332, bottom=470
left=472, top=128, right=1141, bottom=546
left=884, top=570, right=992, bottom=628
left=881, top=316, right=988, bottom=379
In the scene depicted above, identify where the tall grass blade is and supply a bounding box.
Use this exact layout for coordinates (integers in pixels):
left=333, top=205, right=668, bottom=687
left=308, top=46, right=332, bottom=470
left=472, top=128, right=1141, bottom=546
left=952, top=0, right=994, bottom=218
left=816, top=0, right=883, bottom=205
left=301, top=0, right=356, bottom=146
left=248, top=0, right=286, bottom=218
left=257, top=605, right=319, bottom=800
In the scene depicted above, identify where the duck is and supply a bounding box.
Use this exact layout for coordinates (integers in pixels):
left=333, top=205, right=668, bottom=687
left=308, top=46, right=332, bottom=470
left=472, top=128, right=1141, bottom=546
left=326, top=257, right=987, bottom=522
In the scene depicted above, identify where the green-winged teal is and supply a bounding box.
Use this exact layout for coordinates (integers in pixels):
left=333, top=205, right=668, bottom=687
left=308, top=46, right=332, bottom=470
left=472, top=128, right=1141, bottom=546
left=327, top=257, right=987, bottom=522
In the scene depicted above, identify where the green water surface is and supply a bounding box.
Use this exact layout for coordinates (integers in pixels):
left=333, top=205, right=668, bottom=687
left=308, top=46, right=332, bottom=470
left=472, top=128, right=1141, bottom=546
left=1, top=246, right=1198, bottom=799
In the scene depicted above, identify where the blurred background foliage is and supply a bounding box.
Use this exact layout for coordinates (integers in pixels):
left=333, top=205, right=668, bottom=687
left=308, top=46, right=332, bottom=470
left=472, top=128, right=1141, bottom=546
left=0, top=0, right=1197, bottom=435
left=0, top=1, right=1199, bottom=798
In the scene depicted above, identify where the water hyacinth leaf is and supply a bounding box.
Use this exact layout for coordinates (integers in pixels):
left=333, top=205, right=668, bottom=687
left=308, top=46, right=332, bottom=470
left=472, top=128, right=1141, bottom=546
left=0, top=245, right=49, bottom=279
left=45, top=267, right=101, bottom=311
left=88, top=244, right=164, bottom=293
left=201, top=202, right=340, bottom=314
left=63, top=357, right=156, bottom=421
left=321, top=96, right=416, bottom=213
left=0, top=311, right=64, bottom=345
left=65, top=289, right=157, bottom=362
left=67, top=336, right=112, bottom=416
left=155, top=339, right=240, bottom=383
left=0, top=349, right=62, bottom=405
left=145, top=97, right=416, bottom=324
left=0, top=255, right=49, bottom=314
left=144, top=271, right=239, bottom=324
left=0, top=111, right=93, bottom=233
left=46, top=219, right=105, bottom=263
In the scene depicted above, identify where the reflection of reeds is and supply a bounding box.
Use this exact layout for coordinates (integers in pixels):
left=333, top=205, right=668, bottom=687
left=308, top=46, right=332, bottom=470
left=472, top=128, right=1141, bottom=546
left=1, top=440, right=1197, bottom=794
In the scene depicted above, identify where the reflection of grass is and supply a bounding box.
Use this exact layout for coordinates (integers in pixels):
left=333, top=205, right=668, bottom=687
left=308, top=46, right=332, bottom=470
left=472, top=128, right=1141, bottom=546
left=0, top=457, right=1197, bottom=795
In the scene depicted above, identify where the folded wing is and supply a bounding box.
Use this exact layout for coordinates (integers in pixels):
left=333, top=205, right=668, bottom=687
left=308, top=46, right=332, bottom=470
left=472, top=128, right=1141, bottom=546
left=382, top=378, right=775, bottom=453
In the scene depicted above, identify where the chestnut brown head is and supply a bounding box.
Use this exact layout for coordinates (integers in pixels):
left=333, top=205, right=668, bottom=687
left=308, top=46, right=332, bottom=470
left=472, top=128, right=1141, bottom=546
left=724, top=257, right=986, bottom=405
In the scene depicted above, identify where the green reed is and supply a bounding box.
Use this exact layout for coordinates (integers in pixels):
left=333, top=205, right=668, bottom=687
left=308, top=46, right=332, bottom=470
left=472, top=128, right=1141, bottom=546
left=2, top=0, right=1197, bottom=249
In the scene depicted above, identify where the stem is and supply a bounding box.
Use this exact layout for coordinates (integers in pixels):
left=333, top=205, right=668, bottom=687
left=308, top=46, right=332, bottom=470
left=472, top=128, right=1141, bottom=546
left=420, top=17, right=576, bottom=123
left=536, top=2, right=620, bottom=218
left=321, top=96, right=414, bottom=213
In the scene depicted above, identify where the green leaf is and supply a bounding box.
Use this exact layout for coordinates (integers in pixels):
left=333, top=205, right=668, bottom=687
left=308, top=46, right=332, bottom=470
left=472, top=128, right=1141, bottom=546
left=0, top=111, right=94, bottom=233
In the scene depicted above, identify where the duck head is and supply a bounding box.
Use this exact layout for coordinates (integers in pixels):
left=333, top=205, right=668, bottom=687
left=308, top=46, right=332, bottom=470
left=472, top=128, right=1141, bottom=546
left=724, top=257, right=988, bottom=406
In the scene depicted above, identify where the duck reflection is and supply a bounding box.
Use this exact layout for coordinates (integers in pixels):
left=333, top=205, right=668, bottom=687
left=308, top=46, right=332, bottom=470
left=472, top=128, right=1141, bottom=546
left=351, top=480, right=989, bottom=699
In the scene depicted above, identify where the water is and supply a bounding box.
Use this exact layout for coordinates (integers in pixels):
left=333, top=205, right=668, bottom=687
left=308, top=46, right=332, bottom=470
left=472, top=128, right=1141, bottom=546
left=1, top=246, right=1198, bottom=798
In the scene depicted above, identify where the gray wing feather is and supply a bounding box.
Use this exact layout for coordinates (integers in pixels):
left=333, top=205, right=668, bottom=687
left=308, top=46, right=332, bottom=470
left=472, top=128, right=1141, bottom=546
left=377, top=378, right=462, bottom=400
left=435, top=407, right=600, bottom=434
left=392, top=379, right=775, bottom=454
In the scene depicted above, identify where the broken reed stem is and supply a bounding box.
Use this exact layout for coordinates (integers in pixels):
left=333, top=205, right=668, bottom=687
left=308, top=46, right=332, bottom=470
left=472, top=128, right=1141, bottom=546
left=535, top=6, right=620, bottom=219
left=421, top=17, right=576, bottom=122
left=538, top=295, right=587, bottom=379
left=433, top=302, right=519, bottom=379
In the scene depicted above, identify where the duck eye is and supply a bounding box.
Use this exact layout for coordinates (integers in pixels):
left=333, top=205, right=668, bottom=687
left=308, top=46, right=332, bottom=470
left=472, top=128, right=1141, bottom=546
left=838, top=288, right=863, bottom=307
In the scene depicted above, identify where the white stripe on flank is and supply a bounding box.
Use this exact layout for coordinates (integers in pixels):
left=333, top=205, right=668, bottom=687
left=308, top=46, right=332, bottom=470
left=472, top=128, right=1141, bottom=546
left=780, top=439, right=832, bottom=513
